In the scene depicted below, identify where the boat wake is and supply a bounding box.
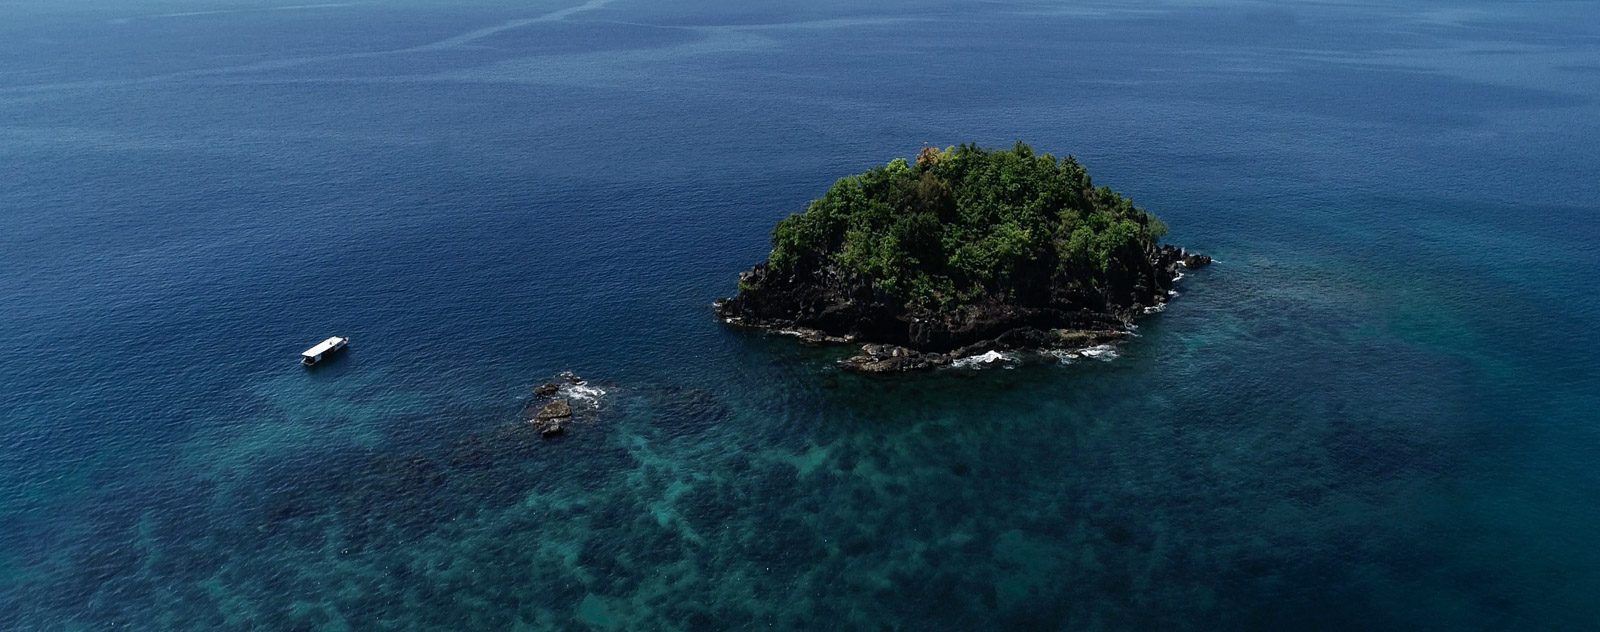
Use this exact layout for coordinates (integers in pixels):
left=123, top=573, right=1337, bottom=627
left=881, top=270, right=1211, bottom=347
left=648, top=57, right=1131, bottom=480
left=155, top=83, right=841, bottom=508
left=15, top=0, right=621, bottom=95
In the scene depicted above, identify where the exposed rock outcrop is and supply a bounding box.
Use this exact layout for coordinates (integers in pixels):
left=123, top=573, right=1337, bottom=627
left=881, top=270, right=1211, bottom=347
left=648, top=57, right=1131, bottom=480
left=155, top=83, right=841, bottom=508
left=718, top=245, right=1206, bottom=373
left=523, top=373, right=608, bottom=437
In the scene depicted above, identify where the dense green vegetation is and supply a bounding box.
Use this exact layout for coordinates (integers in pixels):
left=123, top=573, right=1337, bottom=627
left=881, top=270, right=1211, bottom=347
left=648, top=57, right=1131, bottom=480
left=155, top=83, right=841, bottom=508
left=766, top=142, right=1168, bottom=309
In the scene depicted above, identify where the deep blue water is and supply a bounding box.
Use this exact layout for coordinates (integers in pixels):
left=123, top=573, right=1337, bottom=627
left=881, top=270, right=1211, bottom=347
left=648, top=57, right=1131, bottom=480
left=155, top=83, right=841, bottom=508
left=2, top=0, right=1598, bottom=628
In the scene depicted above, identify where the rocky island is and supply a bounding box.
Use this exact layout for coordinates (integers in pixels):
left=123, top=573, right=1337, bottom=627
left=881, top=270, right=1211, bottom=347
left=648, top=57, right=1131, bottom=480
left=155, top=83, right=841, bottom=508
left=715, top=143, right=1209, bottom=373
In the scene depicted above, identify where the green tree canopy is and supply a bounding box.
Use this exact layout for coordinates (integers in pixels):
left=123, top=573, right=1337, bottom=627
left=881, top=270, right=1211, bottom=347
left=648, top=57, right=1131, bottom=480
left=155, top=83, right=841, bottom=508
left=767, top=143, right=1168, bottom=309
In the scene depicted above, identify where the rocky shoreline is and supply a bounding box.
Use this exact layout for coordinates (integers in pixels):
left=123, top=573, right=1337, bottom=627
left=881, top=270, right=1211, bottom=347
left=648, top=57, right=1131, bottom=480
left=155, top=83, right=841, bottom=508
left=717, top=246, right=1210, bottom=373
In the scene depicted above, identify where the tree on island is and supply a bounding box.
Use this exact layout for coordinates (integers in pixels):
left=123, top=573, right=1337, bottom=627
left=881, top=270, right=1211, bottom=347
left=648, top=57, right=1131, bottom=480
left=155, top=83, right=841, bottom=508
left=718, top=142, right=1206, bottom=373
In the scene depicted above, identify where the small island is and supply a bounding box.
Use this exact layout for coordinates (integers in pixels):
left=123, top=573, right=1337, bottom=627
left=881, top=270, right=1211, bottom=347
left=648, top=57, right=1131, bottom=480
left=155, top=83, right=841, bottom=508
left=716, top=143, right=1209, bottom=372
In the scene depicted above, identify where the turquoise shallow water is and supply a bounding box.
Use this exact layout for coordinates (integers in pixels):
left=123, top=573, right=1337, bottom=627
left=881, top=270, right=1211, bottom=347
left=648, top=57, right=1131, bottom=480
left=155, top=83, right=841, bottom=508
left=1, top=0, right=1598, bottom=629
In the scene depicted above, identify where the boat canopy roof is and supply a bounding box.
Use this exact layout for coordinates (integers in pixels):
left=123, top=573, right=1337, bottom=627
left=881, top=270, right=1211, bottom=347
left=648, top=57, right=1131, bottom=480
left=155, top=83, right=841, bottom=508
left=302, top=337, right=345, bottom=357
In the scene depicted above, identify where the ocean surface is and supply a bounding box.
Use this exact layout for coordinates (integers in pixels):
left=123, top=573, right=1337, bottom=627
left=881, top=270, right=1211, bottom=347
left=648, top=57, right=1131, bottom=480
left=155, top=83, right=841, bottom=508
left=2, top=0, right=1598, bottom=628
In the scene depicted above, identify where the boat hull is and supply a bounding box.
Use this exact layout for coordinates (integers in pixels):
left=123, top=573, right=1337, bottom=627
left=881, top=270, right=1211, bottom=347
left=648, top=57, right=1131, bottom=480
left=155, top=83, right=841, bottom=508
left=300, top=337, right=349, bottom=367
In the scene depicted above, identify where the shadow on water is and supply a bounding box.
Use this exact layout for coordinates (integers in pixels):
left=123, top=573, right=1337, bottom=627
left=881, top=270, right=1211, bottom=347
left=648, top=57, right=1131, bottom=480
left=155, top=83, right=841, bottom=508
left=299, top=348, right=353, bottom=372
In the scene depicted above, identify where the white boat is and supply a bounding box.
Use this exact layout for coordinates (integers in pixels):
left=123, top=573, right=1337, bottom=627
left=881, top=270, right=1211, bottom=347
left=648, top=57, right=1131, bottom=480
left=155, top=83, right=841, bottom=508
left=301, top=336, right=349, bottom=366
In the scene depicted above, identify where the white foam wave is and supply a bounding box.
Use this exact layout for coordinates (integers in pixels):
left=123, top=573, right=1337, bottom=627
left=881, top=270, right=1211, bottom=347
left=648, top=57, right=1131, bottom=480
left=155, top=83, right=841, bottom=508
left=1078, top=344, right=1119, bottom=360
left=1052, top=344, right=1121, bottom=363
left=560, top=382, right=607, bottom=409
left=951, top=350, right=1014, bottom=369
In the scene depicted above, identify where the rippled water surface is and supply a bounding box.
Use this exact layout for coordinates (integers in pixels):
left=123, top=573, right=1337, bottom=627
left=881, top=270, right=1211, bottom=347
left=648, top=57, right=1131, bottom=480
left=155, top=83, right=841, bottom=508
left=2, top=0, right=1598, bottom=628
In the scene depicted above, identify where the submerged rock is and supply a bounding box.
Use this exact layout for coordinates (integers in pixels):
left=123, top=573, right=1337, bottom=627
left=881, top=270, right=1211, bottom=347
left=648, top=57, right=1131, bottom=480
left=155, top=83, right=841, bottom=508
left=532, top=383, right=560, bottom=397
left=839, top=344, right=951, bottom=373
left=535, top=399, right=573, bottom=420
